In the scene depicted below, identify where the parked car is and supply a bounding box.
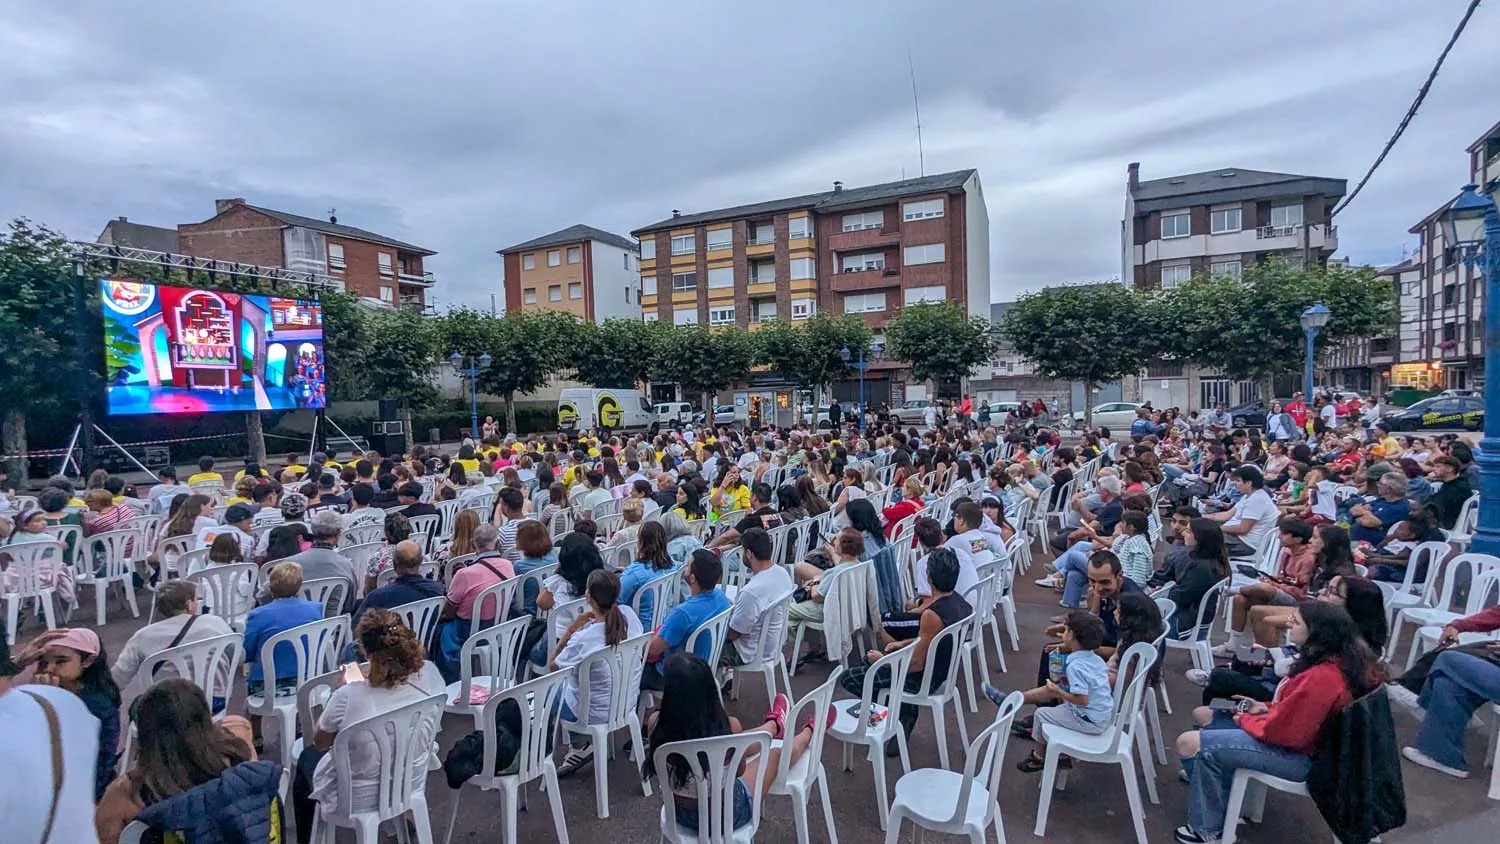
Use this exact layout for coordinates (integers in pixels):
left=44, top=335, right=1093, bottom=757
left=1227, top=399, right=1295, bottom=430
left=888, top=398, right=932, bottom=427
left=1382, top=394, right=1483, bottom=431
left=1066, top=401, right=1143, bottom=430
left=692, top=404, right=737, bottom=425
left=655, top=401, right=692, bottom=427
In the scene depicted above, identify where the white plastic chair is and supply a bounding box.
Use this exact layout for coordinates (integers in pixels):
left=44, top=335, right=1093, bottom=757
left=902, top=614, right=974, bottom=770
left=789, top=561, right=871, bottom=674
left=766, top=667, right=842, bottom=844
left=339, top=543, right=385, bottom=594
left=560, top=632, right=654, bottom=819
left=340, top=525, right=385, bottom=547
left=1393, top=553, right=1500, bottom=668
left=467, top=578, right=521, bottom=638
left=2, top=540, right=65, bottom=645
left=441, top=670, right=571, bottom=844
left=445, top=614, right=529, bottom=728
left=1380, top=540, right=1450, bottom=640
left=1034, top=641, right=1160, bottom=844
left=1166, top=578, right=1227, bottom=672
left=686, top=606, right=734, bottom=685
left=1221, top=769, right=1317, bottom=844
left=828, top=642, right=916, bottom=829
left=630, top=568, right=684, bottom=631
left=729, top=591, right=795, bottom=705
left=435, top=499, right=463, bottom=540
left=407, top=514, right=441, bottom=551
left=885, top=689, right=1023, bottom=844
left=1444, top=492, right=1481, bottom=551
left=1405, top=570, right=1500, bottom=670
left=117, top=633, right=244, bottom=773
left=245, top=616, right=349, bottom=769
left=76, top=529, right=141, bottom=626
left=513, top=562, right=559, bottom=617
left=300, top=578, right=349, bottom=618
left=653, top=731, right=771, bottom=844
left=960, top=574, right=1003, bottom=713
left=309, top=692, right=445, bottom=844
left=185, top=563, right=258, bottom=630
left=392, top=596, right=446, bottom=649
left=1151, top=598, right=1178, bottom=719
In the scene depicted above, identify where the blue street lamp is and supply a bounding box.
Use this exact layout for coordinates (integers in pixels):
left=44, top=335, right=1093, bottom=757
left=448, top=351, right=492, bottom=438
left=1438, top=181, right=1500, bottom=557
left=839, top=342, right=884, bottom=432
left=1300, top=302, right=1331, bottom=400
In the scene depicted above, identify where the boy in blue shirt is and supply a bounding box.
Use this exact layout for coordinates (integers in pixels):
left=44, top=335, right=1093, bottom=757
left=641, top=549, right=730, bottom=690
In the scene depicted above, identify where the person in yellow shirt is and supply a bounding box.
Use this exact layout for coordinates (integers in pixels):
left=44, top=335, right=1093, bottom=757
left=453, top=443, right=481, bottom=475
left=185, top=456, right=225, bottom=487
left=225, top=475, right=257, bottom=507
left=282, top=452, right=308, bottom=478
left=709, top=465, right=751, bottom=518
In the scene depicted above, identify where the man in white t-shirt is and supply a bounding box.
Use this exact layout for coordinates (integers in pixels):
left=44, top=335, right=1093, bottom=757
left=1210, top=465, right=1279, bottom=559
left=939, top=501, right=987, bottom=599
left=725, top=528, right=795, bottom=665
left=0, top=636, right=103, bottom=844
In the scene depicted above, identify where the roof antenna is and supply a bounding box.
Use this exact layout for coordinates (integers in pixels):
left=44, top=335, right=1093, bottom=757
left=328, top=208, right=338, bottom=224
left=907, top=44, right=925, bottom=177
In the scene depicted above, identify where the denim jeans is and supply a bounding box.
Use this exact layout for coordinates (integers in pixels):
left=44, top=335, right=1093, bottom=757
left=1417, top=650, right=1500, bottom=771
left=1055, top=541, right=1093, bottom=607
left=1187, top=727, right=1311, bottom=837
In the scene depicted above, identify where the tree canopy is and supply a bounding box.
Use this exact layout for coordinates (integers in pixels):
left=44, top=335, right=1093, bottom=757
left=570, top=317, right=665, bottom=389
left=884, top=301, right=994, bottom=387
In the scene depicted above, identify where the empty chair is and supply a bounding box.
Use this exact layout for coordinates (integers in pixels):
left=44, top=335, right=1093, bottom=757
left=765, top=668, right=842, bottom=844
left=652, top=731, right=771, bottom=844
left=245, top=616, right=349, bottom=770
left=2, top=540, right=67, bottom=645
left=827, top=642, right=916, bottom=829
left=885, top=689, right=1023, bottom=844
left=308, top=693, right=445, bottom=844
left=76, top=529, right=142, bottom=626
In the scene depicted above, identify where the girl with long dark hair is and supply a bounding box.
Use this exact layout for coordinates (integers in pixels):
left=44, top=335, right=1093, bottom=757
left=1169, top=519, right=1229, bottom=638
left=794, top=474, right=830, bottom=517
left=673, top=481, right=707, bottom=521
left=551, top=569, right=644, bottom=777
left=10, top=628, right=122, bottom=799
left=618, top=521, right=677, bottom=627
left=1110, top=592, right=1165, bottom=687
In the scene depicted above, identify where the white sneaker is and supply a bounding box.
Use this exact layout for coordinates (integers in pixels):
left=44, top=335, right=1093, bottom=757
left=1210, top=643, right=1237, bottom=659
left=1384, top=684, right=1422, bottom=717
left=1034, top=575, right=1061, bottom=588
left=1185, top=669, right=1210, bottom=687
left=1401, top=746, right=1468, bottom=779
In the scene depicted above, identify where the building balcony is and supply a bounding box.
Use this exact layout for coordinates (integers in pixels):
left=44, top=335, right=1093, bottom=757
left=1137, top=223, right=1338, bottom=264
left=825, top=226, right=901, bottom=253
left=398, top=294, right=435, bottom=315
left=398, top=270, right=435, bottom=287
left=829, top=267, right=901, bottom=293
left=745, top=240, right=775, bottom=258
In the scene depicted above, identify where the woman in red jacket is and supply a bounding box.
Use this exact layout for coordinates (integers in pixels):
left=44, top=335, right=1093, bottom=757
left=1172, top=601, right=1378, bottom=844
left=881, top=476, right=926, bottom=539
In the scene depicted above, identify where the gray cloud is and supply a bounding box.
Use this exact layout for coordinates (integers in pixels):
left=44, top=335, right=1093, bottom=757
left=1, top=0, right=1494, bottom=308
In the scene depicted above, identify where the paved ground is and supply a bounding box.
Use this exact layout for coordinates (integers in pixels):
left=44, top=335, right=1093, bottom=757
left=23, top=546, right=1500, bottom=843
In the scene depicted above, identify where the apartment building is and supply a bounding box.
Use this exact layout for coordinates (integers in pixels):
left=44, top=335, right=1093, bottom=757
left=177, top=199, right=437, bottom=311
left=1326, top=259, right=1406, bottom=393
left=1392, top=120, right=1500, bottom=392
left=95, top=217, right=180, bottom=253
left=498, top=224, right=640, bottom=323
left=631, top=169, right=990, bottom=406
left=1122, top=163, right=1346, bottom=410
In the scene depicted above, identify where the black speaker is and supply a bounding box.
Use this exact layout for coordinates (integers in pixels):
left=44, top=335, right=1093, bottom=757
left=378, top=398, right=400, bottom=422
left=371, top=432, right=407, bottom=455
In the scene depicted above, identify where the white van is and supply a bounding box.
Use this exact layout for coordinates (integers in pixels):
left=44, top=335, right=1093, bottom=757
left=559, top=388, right=658, bottom=433
left=654, top=401, right=693, bottom=427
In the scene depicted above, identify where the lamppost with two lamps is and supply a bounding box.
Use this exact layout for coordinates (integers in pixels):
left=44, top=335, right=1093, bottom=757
left=839, top=342, right=883, bottom=433
left=448, top=351, right=492, bottom=439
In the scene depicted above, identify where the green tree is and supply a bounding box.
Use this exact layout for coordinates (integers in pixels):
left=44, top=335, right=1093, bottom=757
left=361, top=306, right=440, bottom=440
left=570, top=317, right=664, bottom=389
left=884, top=301, right=995, bottom=390
left=438, top=308, right=576, bottom=434
left=753, top=315, right=872, bottom=422
left=316, top=291, right=370, bottom=404
left=1000, top=283, right=1166, bottom=427
left=653, top=325, right=757, bottom=424
left=1159, top=259, right=1398, bottom=396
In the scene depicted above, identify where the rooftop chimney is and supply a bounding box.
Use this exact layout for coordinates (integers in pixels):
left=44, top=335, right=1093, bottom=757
left=672, top=209, right=681, bottom=218
left=117, top=216, right=127, bottom=222
left=215, top=197, right=246, bottom=215
left=1126, top=163, right=1139, bottom=191
left=833, top=180, right=844, bottom=193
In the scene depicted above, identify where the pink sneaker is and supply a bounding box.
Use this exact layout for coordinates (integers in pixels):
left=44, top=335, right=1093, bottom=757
left=764, top=693, right=790, bottom=739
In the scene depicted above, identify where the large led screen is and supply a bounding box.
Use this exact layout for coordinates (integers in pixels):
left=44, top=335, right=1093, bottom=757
left=100, top=279, right=328, bottom=415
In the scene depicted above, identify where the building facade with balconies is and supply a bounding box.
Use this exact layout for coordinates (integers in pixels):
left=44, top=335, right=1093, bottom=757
left=631, top=169, right=990, bottom=406
left=176, top=199, right=436, bottom=311
left=498, top=224, right=640, bottom=323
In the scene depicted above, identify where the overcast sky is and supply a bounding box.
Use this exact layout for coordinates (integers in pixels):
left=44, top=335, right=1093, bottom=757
left=3, top=1, right=1495, bottom=309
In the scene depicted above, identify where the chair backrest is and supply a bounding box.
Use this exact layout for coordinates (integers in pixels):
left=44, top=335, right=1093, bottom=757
left=341, top=525, right=384, bottom=547
left=326, top=692, right=445, bottom=821
left=185, top=563, right=258, bottom=624
left=466, top=492, right=496, bottom=518
left=846, top=641, right=914, bottom=744
left=916, top=610, right=974, bottom=698
left=1104, top=641, right=1159, bottom=753
left=154, top=533, right=196, bottom=576
left=339, top=542, right=385, bottom=587
left=1255, top=533, right=1284, bottom=575
left=606, top=541, right=637, bottom=572
left=826, top=560, right=873, bottom=661
left=514, top=562, right=559, bottom=616
left=0, top=540, right=66, bottom=596
left=479, top=669, right=571, bottom=787
left=125, top=633, right=243, bottom=710
left=454, top=615, right=530, bottom=707
left=1462, top=568, right=1500, bottom=616
left=573, top=632, right=651, bottom=729
left=772, top=667, right=841, bottom=782
left=548, top=595, right=590, bottom=653
left=1153, top=596, right=1178, bottom=632
left=963, top=573, right=999, bottom=622
left=435, top=499, right=463, bottom=539
left=685, top=606, right=734, bottom=667
left=1047, top=479, right=1075, bottom=517
left=253, top=616, right=349, bottom=702
left=941, top=689, right=1024, bottom=826
left=1403, top=540, right=1451, bottom=597
left=1452, top=493, right=1480, bottom=535
left=1433, top=553, right=1500, bottom=613
left=468, top=578, right=521, bottom=638
left=82, top=529, right=136, bottom=579
left=391, top=596, right=446, bottom=648
left=1187, top=579, right=1229, bottom=639
left=743, top=590, right=795, bottom=668
left=407, top=514, right=441, bottom=550
left=548, top=509, right=574, bottom=538
left=630, top=568, right=683, bottom=629
left=591, top=499, right=621, bottom=521
left=296, top=664, right=346, bottom=738
left=301, top=578, right=349, bottom=618
left=654, top=732, right=770, bottom=844
left=595, top=513, right=623, bottom=538
left=441, top=552, right=479, bottom=584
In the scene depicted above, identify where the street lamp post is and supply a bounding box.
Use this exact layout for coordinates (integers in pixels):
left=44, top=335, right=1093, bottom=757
left=839, top=342, right=884, bottom=433
left=448, top=351, right=493, bottom=438
left=1300, top=302, right=1332, bottom=400
left=1438, top=181, right=1500, bottom=557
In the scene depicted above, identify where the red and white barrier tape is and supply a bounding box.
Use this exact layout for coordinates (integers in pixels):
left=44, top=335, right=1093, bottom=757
left=0, top=432, right=242, bottom=460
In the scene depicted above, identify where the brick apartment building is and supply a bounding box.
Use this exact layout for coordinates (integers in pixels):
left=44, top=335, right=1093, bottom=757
left=175, top=199, right=437, bottom=311
left=1121, top=163, right=1346, bottom=410
left=631, top=169, right=990, bottom=406
left=498, top=224, right=640, bottom=323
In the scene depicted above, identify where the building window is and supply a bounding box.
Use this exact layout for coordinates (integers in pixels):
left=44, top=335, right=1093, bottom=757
left=379, top=285, right=393, bottom=302
left=642, top=274, right=657, bottom=296
left=709, top=306, right=735, bottom=326
left=640, top=239, right=655, bottom=260
left=566, top=246, right=581, bottom=265
left=902, top=199, right=944, bottom=221
left=522, top=253, right=536, bottom=270
left=1442, top=322, right=1458, bottom=342
left=753, top=301, right=778, bottom=323
left=673, top=308, right=699, bottom=326
left=789, top=257, right=815, bottom=280
left=787, top=216, right=811, bottom=239
left=1146, top=361, right=1184, bottom=378
left=672, top=271, right=698, bottom=292
left=903, top=243, right=946, bottom=265
left=707, top=267, right=734, bottom=289
left=706, top=228, right=733, bottom=251
left=1442, top=284, right=1457, bottom=307
left=843, top=292, right=886, bottom=313
left=1160, top=212, right=1191, bottom=239
left=751, top=261, right=776, bottom=284
left=1209, top=260, right=1242, bottom=280
left=1270, top=204, right=1304, bottom=229
left=842, top=211, right=883, bottom=232
left=643, top=311, right=659, bottom=323
left=624, top=253, right=633, bottom=270
left=378, top=252, right=394, bottom=277
left=670, top=234, right=695, bottom=255
left=568, top=282, right=582, bottom=300
left=548, top=285, right=562, bottom=302
left=624, top=286, right=631, bottom=304
left=1161, top=264, right=1192, bottom=289
left=903, top=286, right=946, bottom=305
left=327, top=243, right=346, bottom=271
left=547, top=250, right=561, bottom=267
left=791, top=298, right=815, bottom=320
left=751, top=223, right=774, bottom=245
left=1209, top=208, right=1241, bottom=234
left=842, top=252, right=885, bottom=272
left=522, top=288, right=537, bottom=305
